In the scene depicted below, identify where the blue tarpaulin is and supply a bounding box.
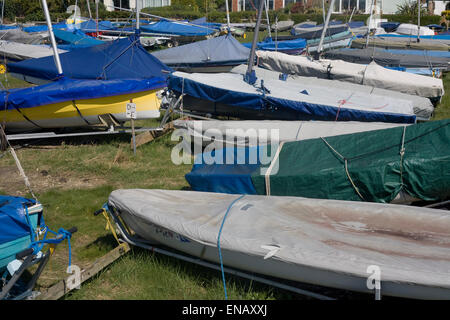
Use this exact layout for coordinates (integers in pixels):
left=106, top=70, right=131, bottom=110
left=1, top=77, right=166, bottom=111
left=23, top=22, right=67, bottom=33
left=242, top=37, right=306, bottom=53
left=7, top=35, right=172, bottom=81
left=152, top=35, right=249, bottom=67
left=190, top=17, right=222, bottom=30
left=378, top=34, right=450, bottom=40
left=140, top=19, right=217, bottom=36
left=54, top=29, right=104, bottom=49
left=0, top=195, right=40, bottom=246
left=79, top=19, right=115, bottom=32
left=185, top=146, right=265, bottom=194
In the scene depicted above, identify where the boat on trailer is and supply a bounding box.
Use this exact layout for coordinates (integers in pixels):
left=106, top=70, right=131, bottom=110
left=105, top=189, right=450, bottom=299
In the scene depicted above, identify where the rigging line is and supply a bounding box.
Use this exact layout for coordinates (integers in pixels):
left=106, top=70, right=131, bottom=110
left=99, top=39, right=140, bottom=79
left=72, top=100, right=91, bottom=125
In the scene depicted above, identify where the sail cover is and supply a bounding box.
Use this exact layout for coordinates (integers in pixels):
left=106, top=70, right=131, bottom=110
left=186, top=119, right=450, bottom=203
left=7, top=35, right=172, bottom=82
left=140, top=19, right=217, bottom=36
left=53, top=29, right=104, bottom=49
left=152, top=35, right=249, bottom=68
left=242, top=37, right=306, bottom=53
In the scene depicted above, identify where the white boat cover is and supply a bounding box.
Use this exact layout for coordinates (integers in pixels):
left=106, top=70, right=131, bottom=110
left=0, top=40, right=66, bottom=61
left=231, top=65, right=434, bottom=119
left=108, top=189, right=450, bottom=299
left=173, top=119, right=405, bottom=154
left=396, top=24, right=435, bottom=36
left=170, top=70, right=416, bottom=122
left=256, top=50, right=444, bottom=99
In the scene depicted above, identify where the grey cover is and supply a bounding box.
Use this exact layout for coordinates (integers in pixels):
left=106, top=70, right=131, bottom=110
left=152, top=35, right=249, bottom=67
left=108, top=189, right=450, bottom=299
left=324, top=48, right=450, bottom=70
left=292, top=24, right=349, bottom=40
left=256, top=50, right=445, bottom=99
left=0, top=40, right=66, bottom=61
left=0, top=28, right=46, bottom=45
left=231, top=65, right=434, bottom=120
left=351, top=37, right=449, bottom=51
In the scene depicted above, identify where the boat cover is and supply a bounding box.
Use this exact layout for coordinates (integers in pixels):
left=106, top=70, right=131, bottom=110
left=186, top=119, right=450, bottom=203
left=256, top=50, right=445, bottom=99
left=168, top=71, right=416, bottom=123
left=0, top=28, right=44, bottom=45
left=324, top=48, right=450, bottom=70
left=242, top=37, right=306, bottom=53
left=152, top=35, right=249, bottom=67
left=79, top=19, right=115, bottom=32
left=23, top=22, right=67, bottom=33
left=107, top=189, right=450, bottom=299
left=395, top=24, right=435, bottom=36
left=0, top=40, right=66, bottom=61
left=291, top=24, right=348, bottom=39
left=0, top=77, right=166, bottom=111
left=351, top=37, right=449, bottom=51
left=190, top=17, right=222, bottom=30
left=230, top=64, right=434, bottom=120
left=0, top=195, right=41, bottom=245
left=7, top=35, right=171, bottom=81
left=380, top=22, right=400, bottom=33
left=53, top=29, right=104, bottom=49
left=140, top=19, right=217, bottom=36
left=379, top=48, right=450, bottom=58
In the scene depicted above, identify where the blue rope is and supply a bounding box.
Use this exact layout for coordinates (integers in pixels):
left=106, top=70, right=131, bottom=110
left=217, top=194, right=245, bottom=300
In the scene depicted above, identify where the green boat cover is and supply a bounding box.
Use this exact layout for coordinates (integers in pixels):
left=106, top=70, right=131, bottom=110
left=252, top=119, right=450, bottom=203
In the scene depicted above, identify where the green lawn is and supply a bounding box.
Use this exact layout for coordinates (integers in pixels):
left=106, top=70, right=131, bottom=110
left=0, top=65, right=449, bottom=300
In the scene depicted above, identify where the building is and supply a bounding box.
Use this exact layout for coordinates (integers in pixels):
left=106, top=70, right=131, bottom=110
left=231, top=0, right=450, bottom=14
left=103, top=0, right=171, bottom=11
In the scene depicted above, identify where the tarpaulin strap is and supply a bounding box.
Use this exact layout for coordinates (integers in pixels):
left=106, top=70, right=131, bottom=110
left=100, top=206, right=121, bottom=245
left=335, top=94, right=354, bottom=121
left=320, top=137, right=365, bottom=201
left=31, top=227, right=72, bottom=266
left=72, top=100, right=91, bottom=125
left=6, top=92, right=42, bottom=129
left=265, top=141, right=285, bottom=196
left=217, top=194, right=245, bottom=300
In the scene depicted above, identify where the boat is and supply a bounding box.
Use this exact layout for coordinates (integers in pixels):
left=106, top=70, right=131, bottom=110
left=271, top=20, right=294, bottom=32
left=242, top=37, right=306, bottom=55
left=152, top=34, right=249, bottom=73
left=7, top=35, right=171, bottom=85
left=256, top=50, right=445, bottom=100
left=306, top=31, right=353, bottom=53
left=324, top=48, right=450, bottom=73
left=185, top=119, right=450, bottom=205
left=0, top=28, right=46, bottom=45
left=395, top=23, right=435, bottom=36
left=351, top=37, right=449, bottom=51
left=173, top=119, right=405, bottom=155
left=105, top=188, right=450, bottom=299
left=1, top=77, right=165, bottom=132
left=230, top=65, right=434, bottom=120
left=166, top=69, right=416, bottom=123
left=291, top=23, right=349, bottom=40
left=0, top=40, right=66, bottom=62
left=0, top=196, right=43, bottom=272
left=53, top=28, right=104, bottom=50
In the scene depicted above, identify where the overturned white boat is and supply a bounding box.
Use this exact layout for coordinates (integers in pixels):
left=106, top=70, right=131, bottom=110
left=107, top=189, right=450, bottom=299
left=256, top=50, right=445, bottom=100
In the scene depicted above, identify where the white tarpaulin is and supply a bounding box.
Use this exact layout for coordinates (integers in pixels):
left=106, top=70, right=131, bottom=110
left=108, top=189, right=450, bottom=299
left=256, top=51, right=444, bottom=99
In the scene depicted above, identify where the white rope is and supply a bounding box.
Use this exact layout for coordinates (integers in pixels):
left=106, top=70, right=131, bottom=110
left=264, top=141, right=285, bottom=196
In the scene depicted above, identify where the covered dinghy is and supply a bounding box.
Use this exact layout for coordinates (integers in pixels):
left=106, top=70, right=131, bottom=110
left=256, top=50, right=445, bottom=100
left=0, top=40, right=66, bottom=62
left=140, top=19, right=218, bottom=37
left=53, top=29, right=104, bottom=50
left=186, top=119, right=450, bottom=204
left=7, top=35, right=172, bottom=84
left=152, top=35, right=249, bottom=72
left=242, top=37, right=306, bottom=55
left=106, top=189, right=450, bottom=299
left=167, top=71, right=416, bottom=123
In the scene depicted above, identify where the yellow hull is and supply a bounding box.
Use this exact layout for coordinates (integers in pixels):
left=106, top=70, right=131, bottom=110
left=3, top=89, right=161, bottom=132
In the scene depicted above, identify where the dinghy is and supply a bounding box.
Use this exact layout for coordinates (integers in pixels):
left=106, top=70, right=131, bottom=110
left=351, top=37, right=449, bottom=51
left=0, top=40, right=66, bottom=62
left=186, top=119, right=450, bottom=205
left=167, top=70, right=416, bottom=123
left=256, top=50, right=445, bottom=100
left=271, top=20, right=294, bottom=32
left=106, top=189, right=450, bottom=299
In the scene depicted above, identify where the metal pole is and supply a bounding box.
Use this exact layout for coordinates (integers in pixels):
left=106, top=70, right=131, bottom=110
left=86, top=0, right=92, bottom=20
left=96, top=0, right=99, bottom=37
left=317, top=0, right=336, bottom=55
left=417, top=0, right=421, bottom=42
left=245, top=0, right=265, bottom=81
left=365, top=0, right=375, bottom=48
left=322, top=0, right=326, bottom=23
left=225, top=0, right=231, bottom=31
left=1, top=0, right=5, bottom=25
left=136, top=0, right=141, bottom=32
left=41, top=0, right=63, bottom=75
left=265, top=0, right=271, bottom=38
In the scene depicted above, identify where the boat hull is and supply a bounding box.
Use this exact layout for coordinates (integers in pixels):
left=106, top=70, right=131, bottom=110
left=3, top=89, right=161, bottom=132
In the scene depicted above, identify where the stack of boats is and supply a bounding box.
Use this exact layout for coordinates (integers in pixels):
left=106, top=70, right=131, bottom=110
left=2, top=8, right=450, bottom=299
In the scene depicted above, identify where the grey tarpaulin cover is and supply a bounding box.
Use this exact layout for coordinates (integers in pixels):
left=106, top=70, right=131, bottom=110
left=256, top=50, right=445, bottom=99
left=0, top=40, right=66, bottom=61
left=0, top=28, right=46, bottom=45
left=324, top=47, right=450, bottom=71
left=231, top=65, right=434, bottom=119
left=108, top=189, right=450, bottom=299
left=152, top=34, right=249, bottom=68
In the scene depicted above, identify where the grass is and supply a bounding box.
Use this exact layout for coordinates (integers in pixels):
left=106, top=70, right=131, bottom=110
left=0, top=58, right=449, bottom=300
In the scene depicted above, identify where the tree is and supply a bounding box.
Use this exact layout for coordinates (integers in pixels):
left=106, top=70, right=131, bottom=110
left=396, top=0, right=428, bottom=16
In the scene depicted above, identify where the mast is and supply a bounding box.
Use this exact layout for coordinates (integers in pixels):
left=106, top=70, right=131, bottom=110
left=417, top=0, right=421, bottom=43
left=365, top=0, right=375, bottom=48
left=1, top=0, right=5, bottom=25
left=317, top=0, right=336, bottom=55
left=136, top=0, right=141, bottom=33
left=41, top=0, right=63, bottom=75
left=265, top=0, right=271, bottom=38
left=96, top=0, right=99, bottom=37
left=225, top=0, right=231, bottom=31
left=245, top=0, right=265, bottom=84
left=86, top=0, right=92, bottom=20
